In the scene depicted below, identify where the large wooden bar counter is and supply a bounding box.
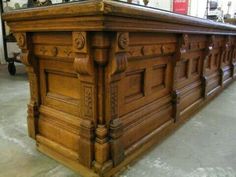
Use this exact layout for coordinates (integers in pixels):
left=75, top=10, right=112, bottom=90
left=3, top=1, right=236, bottom=176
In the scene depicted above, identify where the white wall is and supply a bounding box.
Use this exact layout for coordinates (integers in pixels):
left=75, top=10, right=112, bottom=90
left=0, top=15, right=5, bottom=64
left=189, top=0, right=208, bottom=18
left=219, top=0, right=236, bottom=18
left=146, top=0, right=172, bottom=11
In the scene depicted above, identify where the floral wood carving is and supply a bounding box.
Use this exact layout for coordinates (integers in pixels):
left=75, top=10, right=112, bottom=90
left=111, top=53, right=128, bottom=75
left=39, top=46, right=47, bottom=55
left=84, top=86, right=93, bottom=118
left=73, top=32, right=93, bottom=75
left=15, top=33, right=26, bottom=48
left=118, top=33, right=129, bottom=49
left=225, top=36, right=232, bottom=51
left=111, top=32, right=129, bottom=75
left=205, top=35, right=216, bottom=55
left=51, top=47, right=58, bottom=57
left=73, top=32, right=86, bottom=50
left=20, top=51, right=31, bottom=66
left=180, top=34, right=189, bottom=54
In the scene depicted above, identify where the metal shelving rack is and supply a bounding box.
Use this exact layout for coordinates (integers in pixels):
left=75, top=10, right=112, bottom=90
left=0, top=0, right=21, bottom=75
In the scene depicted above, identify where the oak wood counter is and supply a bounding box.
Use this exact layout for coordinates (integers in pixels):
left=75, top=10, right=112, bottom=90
left=3, top=1, right=236, bottom=176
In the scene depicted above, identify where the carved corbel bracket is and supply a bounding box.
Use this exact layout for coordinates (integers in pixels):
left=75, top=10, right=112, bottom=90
left=20, top=51, right=31, bottom=66
left=203, top=35, right=215, bottom=71
left=14, top=32, right=40, bottom=139
left=180, top=34, right=189, bottom=52
left=73, top=32, right=94, bottom=76
left=221, top=36, right=232, bottom=63
left=14, top=33, right=27, bottom=50
left=14, top=33, right=31, bottom=66
left=109, top=32, right=129, bottom=121
left=110, top=32, right=129, bottom=76
left=72, top=32, right=95, bottom=120
left=202, top=35, right=216, bottom=99
left=105, top=32, right=129, bottom=167
left=220, top=36, right=233, bottom=85
left=177, top=34, right=189, bottom=60
left=206, top=35, right=215, bottom=55
left=224, top=36, right=232, bottom=52
left=73, top=32, right=97, bottom=167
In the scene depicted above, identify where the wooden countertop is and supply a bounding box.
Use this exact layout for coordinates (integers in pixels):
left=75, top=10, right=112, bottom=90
left=3, top=0, right=236, bottom=34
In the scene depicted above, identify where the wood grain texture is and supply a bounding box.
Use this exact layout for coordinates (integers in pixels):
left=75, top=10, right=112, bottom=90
left=3, top=1, right=236, bottom=177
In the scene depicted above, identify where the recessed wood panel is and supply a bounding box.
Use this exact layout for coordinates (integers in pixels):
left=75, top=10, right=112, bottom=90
left=207, top=55, right=211, bottom=69
left=151, top=64, right=166, bottom=91
left=191, top=57, right=200, bottom=75
left=177, top=60, right=188, bottom=79
left=46, top=71, right=80, bottom=100
left=124, top=69, right=145, bottom=103
left=214, top=53, right=219, bottom=67
left=39, top=59, right=80, bottom=116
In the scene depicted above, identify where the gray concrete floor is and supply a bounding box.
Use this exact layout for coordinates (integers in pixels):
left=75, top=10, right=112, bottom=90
left=0, top=64, right=235, bottom=177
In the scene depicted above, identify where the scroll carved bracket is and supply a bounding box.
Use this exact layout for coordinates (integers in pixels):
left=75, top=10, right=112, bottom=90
left=172, top=34, right=190, bottom=121
left=73, top=32, right=94, bottom=76
left=14, top=32, right=40, bottom=139
left=219, top=36, right=233, bottom=85
left=14, top=33, right=27, bottom=50
left=177, top=34, right=189, bottom=59
left=110, top=32, right=129, bottom=76
left=202, top=35, right=217, bottom=99
left=72, top=32, right=97, bottom=168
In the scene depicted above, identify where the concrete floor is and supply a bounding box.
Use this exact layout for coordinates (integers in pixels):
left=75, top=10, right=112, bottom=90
left=0, top=64, right=235, bottom=177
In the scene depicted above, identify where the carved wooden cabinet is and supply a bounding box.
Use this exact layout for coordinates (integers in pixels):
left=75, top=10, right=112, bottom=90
left=3, top=1, right=236, bottom=177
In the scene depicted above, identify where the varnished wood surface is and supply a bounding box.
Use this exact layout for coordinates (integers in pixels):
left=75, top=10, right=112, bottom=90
left=3, top=1, right=236, bottom=177
left=3, top=0, right=236, bottom=34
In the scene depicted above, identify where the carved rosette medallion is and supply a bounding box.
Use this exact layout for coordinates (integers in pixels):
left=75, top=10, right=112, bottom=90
left=118, top=33, right=129, bottom=49
left=74, top=32, right=85, bottom=50
left=15, top=33, right=26, bottom=48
